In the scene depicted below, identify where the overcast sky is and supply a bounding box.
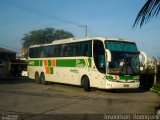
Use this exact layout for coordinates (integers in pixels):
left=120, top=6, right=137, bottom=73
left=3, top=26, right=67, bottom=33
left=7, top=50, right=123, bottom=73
left=0, top=0, right=160, bottom=58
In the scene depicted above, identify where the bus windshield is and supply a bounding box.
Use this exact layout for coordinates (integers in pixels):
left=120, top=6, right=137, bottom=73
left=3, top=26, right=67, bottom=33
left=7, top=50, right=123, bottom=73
left=105, top=41, right=140, bottom=75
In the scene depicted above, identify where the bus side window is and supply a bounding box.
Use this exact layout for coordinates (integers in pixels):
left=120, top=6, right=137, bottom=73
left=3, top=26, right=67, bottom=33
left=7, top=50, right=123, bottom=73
left=40, top=47, right=48, bottom=58
left=76, top=44, right=80, bottom=56
left=72, top=43, right=79, bottom=56
left=29, top=48, right=35, bottom=58
left=54, top=45, right=61, bottom=57
left=61, top=44, right=73, bottom=57
left=67, top=46, right=72, bottom=56
left=62, top=45, right=68, bottom=57
left=45, top=46, right=54, bottom=57
left=80, top=41, right=92, bottom=57
left=50, top=45, right=55, bottom=57
left=84, top=45, right=89, bottom=56
left=35, top=47, right=42, bottom=58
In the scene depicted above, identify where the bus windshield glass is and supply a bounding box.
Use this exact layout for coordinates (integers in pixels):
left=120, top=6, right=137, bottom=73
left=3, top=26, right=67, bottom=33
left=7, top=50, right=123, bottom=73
left=105, top=41, right=140, bottom=75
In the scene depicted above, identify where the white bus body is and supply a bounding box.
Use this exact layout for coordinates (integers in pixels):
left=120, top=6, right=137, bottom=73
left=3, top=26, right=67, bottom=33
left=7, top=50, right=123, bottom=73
left=28, top=37, right=140, bottom=91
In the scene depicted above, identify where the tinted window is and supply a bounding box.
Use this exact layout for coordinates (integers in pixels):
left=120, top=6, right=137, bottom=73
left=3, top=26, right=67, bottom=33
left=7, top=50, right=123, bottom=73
left=29, top=48, right=34, bottom=58
left=29, top=47, right=42, bottom=58
left=80, top=41, right=92, bottom=57
left=59, top=41, right=92, bottom=57
left=105, top=41, right=138, bottom=52
left=71, top=43, right=80, bottom=56
left=29, top=46, right=54, bottom=58
left=54, top=45, right=61, bottom=57
left=61, top=44, right=72, bottom=57
left=93, top=40, right=105, bottom=73
left=44, top=45, right=54, bottom=57
left=61, top=42, right=81, bottom=57
left=29, top=41, right=92, bottom=58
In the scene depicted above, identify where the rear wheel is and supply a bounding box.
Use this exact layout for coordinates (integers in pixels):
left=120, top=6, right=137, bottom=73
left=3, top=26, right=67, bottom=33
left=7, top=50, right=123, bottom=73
left=40, top=73, right=47, bottom=85
left=81, top=76, right=90, bottom=92
left=35, top=72, right=41, bottom=84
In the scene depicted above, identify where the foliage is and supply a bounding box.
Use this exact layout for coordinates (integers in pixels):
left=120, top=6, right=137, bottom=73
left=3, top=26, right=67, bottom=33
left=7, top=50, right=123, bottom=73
left=151, top=84, right=160, bottom=95
left=21, top=28, right=74, bottom=48
left=133, top=0, right=160, bottom=27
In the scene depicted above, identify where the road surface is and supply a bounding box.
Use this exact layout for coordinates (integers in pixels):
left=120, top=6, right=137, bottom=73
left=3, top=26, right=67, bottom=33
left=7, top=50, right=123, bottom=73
left=0, top=77, right=159, bottom=120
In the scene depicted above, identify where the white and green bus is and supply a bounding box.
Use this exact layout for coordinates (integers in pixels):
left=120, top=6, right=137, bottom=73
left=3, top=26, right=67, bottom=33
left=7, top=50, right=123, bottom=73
left=28, top=37, right=140, bottom=91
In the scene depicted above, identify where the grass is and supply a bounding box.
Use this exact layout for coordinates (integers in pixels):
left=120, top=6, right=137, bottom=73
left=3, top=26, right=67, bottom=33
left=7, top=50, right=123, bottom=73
left=151, top=84, right=160, bottom=95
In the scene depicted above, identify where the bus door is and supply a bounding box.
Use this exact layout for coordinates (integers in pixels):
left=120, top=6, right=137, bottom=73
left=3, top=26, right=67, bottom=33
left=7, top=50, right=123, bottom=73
left=92, top=40, right=106, bottom=88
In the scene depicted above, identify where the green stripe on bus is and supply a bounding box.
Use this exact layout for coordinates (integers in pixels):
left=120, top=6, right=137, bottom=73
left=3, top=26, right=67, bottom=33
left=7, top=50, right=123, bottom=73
left=28, top=60, right=40, bottom=66
left=55, top=59, right=91, bottom=67
left=50, top=67, right=53, bottom=74
left=28, top=58, right=92, bottom=68
left=88, top=58, right=92, bottom=67
left=40, top=60, right=43, bottom=66
left=119, top=76, right=132, bottom=80
left=56, top=59, right=76, bottom=67
left=106, top=76, right=113, bottom=80
left=48, top=60, right=52, bottom=66
left=106, top=75, right=139, bottom=80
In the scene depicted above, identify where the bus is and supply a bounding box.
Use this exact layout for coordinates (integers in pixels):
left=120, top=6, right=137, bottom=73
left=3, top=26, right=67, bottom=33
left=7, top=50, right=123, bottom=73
left=28, top=37, right=140, bottom=91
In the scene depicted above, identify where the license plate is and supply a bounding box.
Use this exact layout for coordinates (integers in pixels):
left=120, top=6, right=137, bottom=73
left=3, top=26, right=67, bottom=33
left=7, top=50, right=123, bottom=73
left=123, top=84, right=129, bottom=87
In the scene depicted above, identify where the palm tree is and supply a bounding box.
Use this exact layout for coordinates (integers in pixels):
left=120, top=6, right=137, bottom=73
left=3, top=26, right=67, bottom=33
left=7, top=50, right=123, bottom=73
left=133, top=0, right=160, bottom=27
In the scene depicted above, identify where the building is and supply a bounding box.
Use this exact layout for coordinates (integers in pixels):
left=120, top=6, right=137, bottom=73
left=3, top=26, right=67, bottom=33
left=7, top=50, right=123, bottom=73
left=20, top=48, right=28, bottom=59
left=0, top=47, right=16, bottom=76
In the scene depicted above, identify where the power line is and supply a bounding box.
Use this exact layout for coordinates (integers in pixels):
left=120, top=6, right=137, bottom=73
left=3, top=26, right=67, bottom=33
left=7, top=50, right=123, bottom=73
left=1, top=0, right=81, bottom=26
left=1, top=0, right=89, bottom=39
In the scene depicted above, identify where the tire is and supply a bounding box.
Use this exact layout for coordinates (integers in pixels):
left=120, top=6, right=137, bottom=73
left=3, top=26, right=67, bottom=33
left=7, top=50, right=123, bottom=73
left=35, top=72, right=41, bottom=84
left=40, top=73, right=47, bottom=85
left=82, top=76, right=90, bottom=92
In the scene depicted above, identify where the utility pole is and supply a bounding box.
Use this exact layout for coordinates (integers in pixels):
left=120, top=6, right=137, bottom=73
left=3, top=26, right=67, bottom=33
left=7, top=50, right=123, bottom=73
left=153, top=57, right=157, bottom=84
left=78, top=24, right=88, bottom=37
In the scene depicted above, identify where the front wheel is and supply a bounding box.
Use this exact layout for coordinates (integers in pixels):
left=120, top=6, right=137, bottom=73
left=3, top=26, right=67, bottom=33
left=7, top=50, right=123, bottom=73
left=81, top=76, right=90, bottom=92
left=40, top=73, right=47, bottom=85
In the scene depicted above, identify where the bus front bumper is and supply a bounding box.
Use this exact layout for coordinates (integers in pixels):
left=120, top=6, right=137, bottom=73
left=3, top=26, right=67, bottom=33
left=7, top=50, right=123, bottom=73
left=105, top=80, right=140, bottom=89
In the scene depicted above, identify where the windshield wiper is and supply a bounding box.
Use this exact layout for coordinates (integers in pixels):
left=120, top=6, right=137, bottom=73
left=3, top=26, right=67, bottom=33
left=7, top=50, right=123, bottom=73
left=120, top=59, right=136, bottom=75
left=128, top=62, right=136, bottom=75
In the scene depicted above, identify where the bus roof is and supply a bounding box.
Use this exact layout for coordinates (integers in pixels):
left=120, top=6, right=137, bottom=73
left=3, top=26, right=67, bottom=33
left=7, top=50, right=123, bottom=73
left=52, top=37, right=135, bottom=44
left=29, top=37, right=135, bottom=48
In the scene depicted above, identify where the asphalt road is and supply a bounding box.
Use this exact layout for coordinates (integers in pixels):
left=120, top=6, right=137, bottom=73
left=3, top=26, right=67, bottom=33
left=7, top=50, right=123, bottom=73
left=0, top=77, right=159, bottom=120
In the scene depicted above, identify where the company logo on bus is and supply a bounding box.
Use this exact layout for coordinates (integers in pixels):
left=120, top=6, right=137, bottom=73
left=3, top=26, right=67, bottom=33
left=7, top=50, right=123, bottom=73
left=76, top=59, right=85, bottom=67
left=28, top=61, right=34, bottom=65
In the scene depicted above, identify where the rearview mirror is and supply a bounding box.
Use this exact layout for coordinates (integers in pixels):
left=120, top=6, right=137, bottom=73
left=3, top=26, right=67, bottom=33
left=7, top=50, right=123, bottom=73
left=105, top=49, right=111, bottom=62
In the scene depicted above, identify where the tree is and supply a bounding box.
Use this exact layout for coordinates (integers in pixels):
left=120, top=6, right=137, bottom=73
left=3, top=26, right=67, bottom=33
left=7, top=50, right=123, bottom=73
left=133, top=0, right=160, bottom=27
left=21, top=28, right=74, bottom=48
